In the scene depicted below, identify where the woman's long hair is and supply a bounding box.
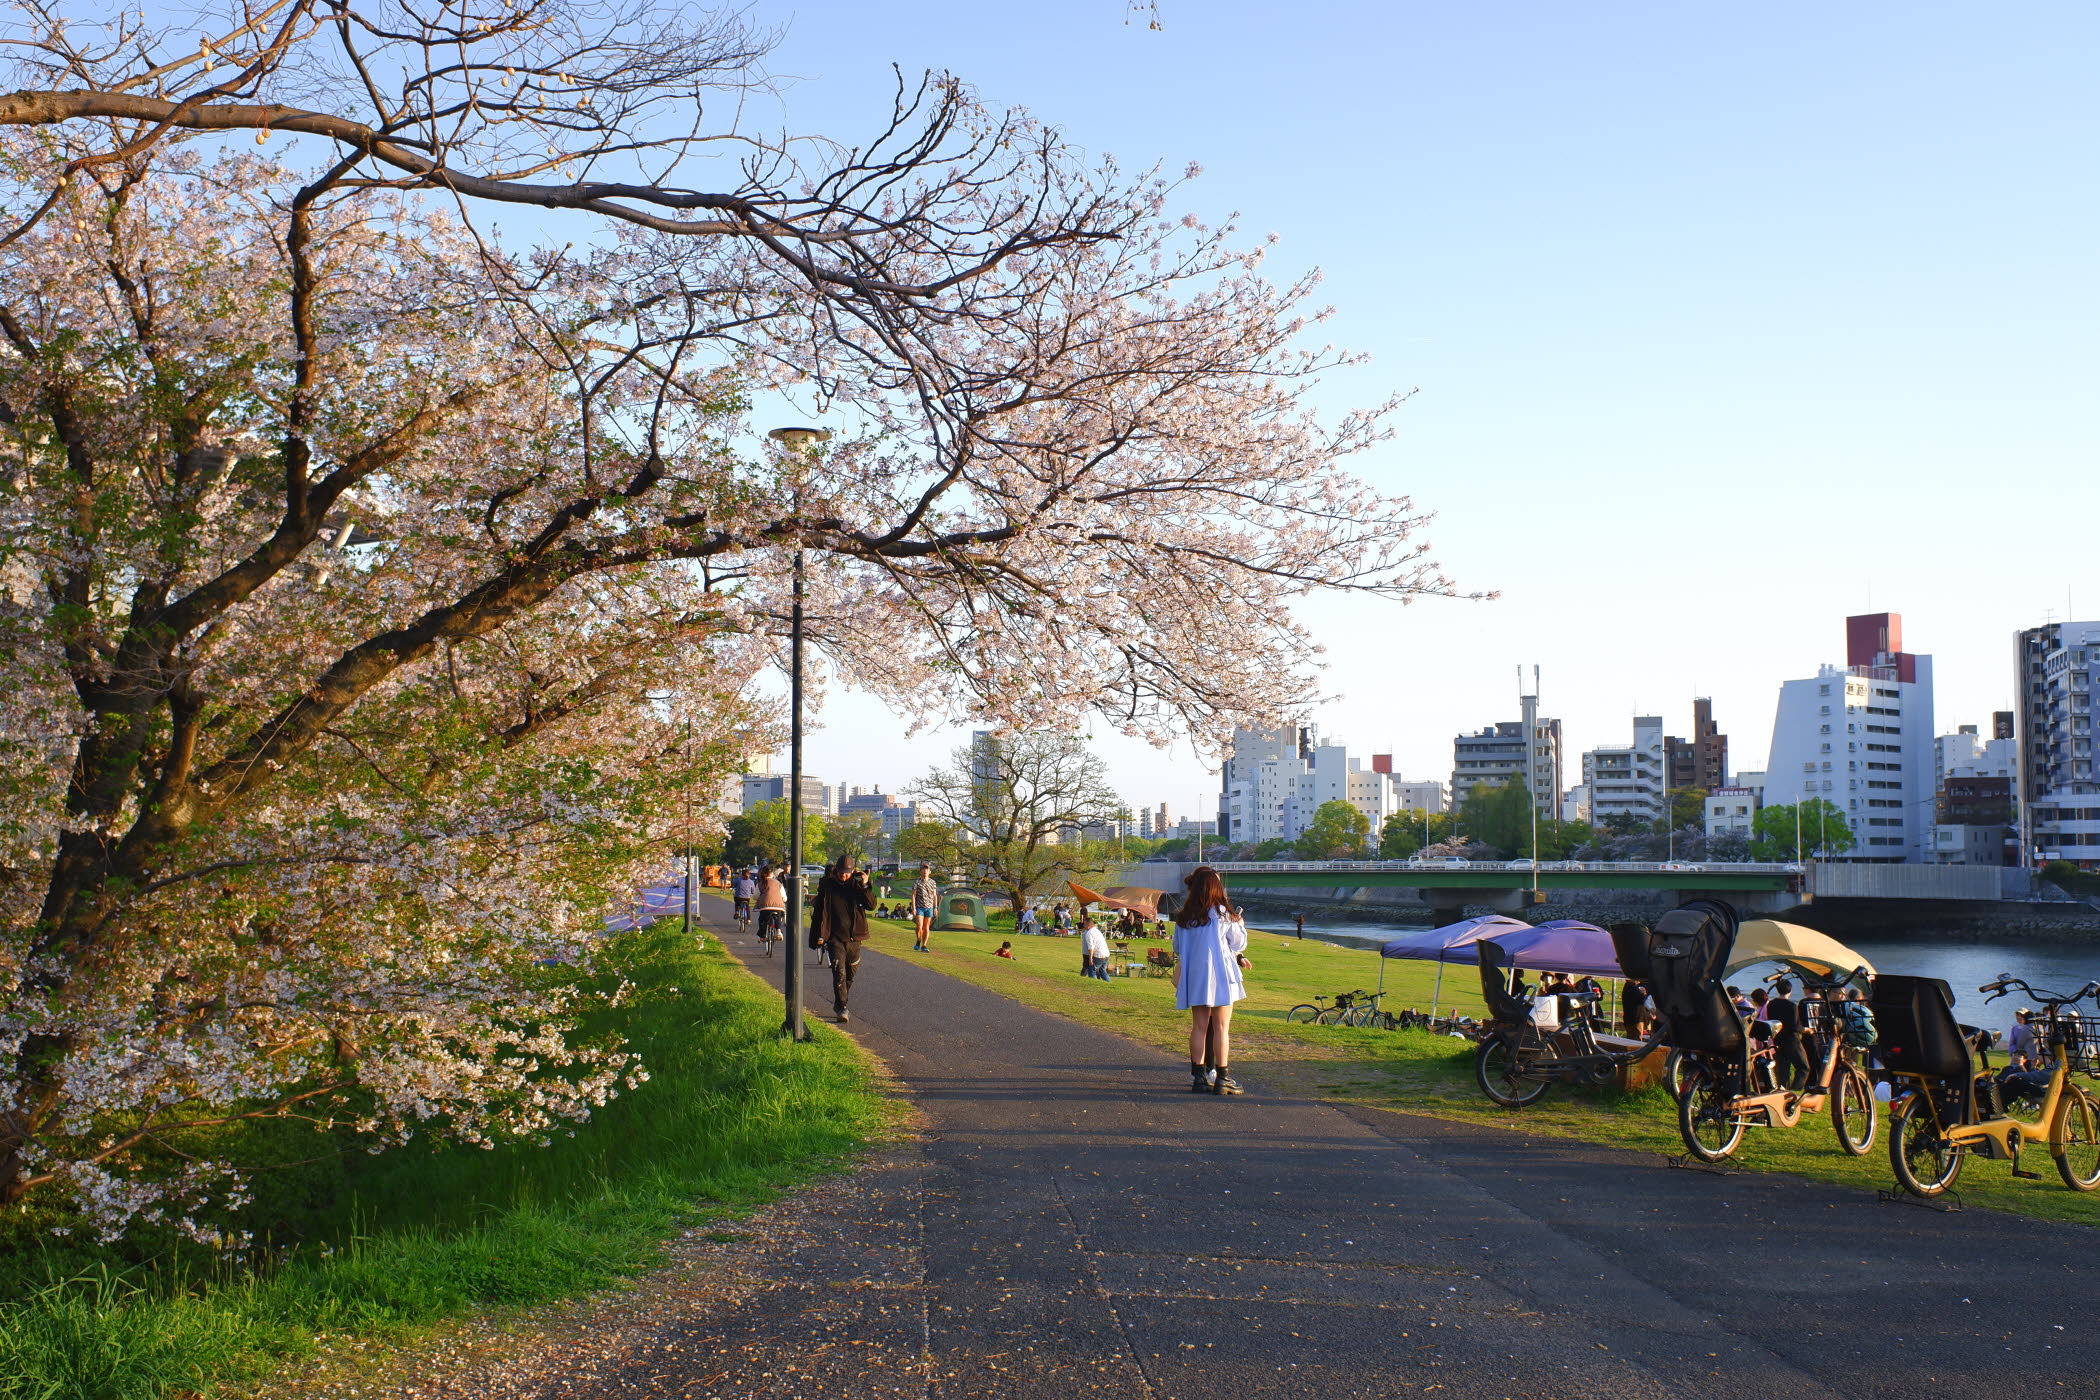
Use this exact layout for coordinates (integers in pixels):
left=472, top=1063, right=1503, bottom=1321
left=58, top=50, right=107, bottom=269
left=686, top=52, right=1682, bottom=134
left=1175, top=865, right=1238, bottom=927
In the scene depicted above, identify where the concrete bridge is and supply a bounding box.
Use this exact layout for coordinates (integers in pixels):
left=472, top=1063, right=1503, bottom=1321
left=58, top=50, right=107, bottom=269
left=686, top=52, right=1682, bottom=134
left=1114, top=859, right=2015, bottom=926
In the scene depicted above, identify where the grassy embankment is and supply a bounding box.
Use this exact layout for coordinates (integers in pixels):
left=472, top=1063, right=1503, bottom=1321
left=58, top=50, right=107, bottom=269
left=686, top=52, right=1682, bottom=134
left=898, top=913, right=2100, bottom=1227
left=0, top=923, right=887, bottom=1400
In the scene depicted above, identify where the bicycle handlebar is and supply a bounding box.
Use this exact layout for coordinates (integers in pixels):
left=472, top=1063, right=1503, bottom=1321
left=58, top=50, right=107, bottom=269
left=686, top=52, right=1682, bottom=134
left=1978, top=974, right=2100, bottom=1008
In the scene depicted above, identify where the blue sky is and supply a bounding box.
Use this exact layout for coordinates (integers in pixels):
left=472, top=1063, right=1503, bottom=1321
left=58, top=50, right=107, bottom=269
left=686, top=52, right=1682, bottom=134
left=735, top=3, right=2096, bottom=813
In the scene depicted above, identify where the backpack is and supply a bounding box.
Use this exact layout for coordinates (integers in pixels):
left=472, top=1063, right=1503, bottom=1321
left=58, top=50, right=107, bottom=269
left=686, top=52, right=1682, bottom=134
left=1837, top=1002, right=1877, bottom=1048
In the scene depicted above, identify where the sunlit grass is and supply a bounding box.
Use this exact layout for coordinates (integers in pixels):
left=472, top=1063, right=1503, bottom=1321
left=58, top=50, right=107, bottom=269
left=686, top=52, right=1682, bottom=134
left=0, top=924, right=887, bottom=1400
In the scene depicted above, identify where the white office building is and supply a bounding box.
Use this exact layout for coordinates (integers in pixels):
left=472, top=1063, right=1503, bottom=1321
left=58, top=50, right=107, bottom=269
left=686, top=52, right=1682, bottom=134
left=1704, top=787, right=1760, bottom=838
left=1763, top=613, right=1935, bottom=862
left=1583, top=716, right=1668, bottom=827
left=1384, top=775, right=1447, bottom=815
left=1218, top=724, right=1314, bottom=845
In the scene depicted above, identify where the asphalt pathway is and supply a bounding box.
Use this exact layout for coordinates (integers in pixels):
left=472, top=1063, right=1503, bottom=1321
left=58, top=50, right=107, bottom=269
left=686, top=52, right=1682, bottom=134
left=558, top=913, right=2100, bottom=1399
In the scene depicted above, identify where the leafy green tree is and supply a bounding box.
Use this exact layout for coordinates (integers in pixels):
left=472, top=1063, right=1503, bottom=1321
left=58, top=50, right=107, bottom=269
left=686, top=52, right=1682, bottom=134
left=1598, top=811, right=1648, bottom=838
left=1659, top=786, right=1708, bottom=834
left=1750, top=799, right=1854, bottom=861
left=1461, top=780, right=1536, bottom=855
left=824, top=811, right=884, bottom=864
left=1251, top=836, right=1297, bottom=860
left=725, top=799, right=826, bottom=869
left=894, top=820, right=962, bottom=869
left=1295, top=800, right=1371, bottom=858
left=1379, top=809, right=1452, bottom=858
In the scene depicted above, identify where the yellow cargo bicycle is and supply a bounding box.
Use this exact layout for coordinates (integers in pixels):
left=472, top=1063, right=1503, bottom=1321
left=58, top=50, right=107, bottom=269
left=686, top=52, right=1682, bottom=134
left=1875, top=972, right=2100, bottom=1198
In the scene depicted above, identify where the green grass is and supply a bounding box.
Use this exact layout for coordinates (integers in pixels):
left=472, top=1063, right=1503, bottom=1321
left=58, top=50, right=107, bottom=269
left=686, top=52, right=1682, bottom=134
left=0, top=923, right=888, bottom=1400
left=901, top=916, right=2100, bottom=1227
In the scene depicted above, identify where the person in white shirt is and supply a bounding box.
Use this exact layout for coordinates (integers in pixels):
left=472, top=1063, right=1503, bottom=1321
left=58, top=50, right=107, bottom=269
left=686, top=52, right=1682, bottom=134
left=1081, top=920, right=1111, bottom=979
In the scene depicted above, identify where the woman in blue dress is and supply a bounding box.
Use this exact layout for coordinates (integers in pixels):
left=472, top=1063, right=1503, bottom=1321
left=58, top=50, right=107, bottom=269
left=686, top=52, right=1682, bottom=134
left=1174, top=865, right=1252, bottom=1095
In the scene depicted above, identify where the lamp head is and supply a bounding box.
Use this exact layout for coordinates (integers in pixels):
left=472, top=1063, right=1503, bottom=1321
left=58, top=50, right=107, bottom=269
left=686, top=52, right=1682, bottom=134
left=767, top=427, right=832, bottom=452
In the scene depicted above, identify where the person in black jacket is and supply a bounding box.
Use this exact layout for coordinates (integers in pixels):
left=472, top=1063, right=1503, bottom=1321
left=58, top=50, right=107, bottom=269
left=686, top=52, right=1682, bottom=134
left=1765, top=978, right=1810, bottom=1090
left=810, top=855, right=876, bottom=1022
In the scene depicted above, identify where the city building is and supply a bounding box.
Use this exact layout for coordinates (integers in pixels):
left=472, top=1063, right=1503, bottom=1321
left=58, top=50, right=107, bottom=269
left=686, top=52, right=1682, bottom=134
left=1370, top=753, right=1446, bottom=814
left=741, top=771, right=834, bottom=816
left=1451, top=708, right=1563, bottom=818
left=1931, top=824, right=2009, bottom=865
left=1561, top=784, right=1591, bottom=823
left=1687, top=697, right=1729, bottom=791
left=1282, top=740, right=1389, bottom=840
left=1703, top=786, right=1760, bottom=839
left=1734, top=769, right=1767, bottom=802
left=2014, top=621, right=2100, bottom=865
left=1218, top=724, right=1316, bottom=845
left=1763, top=612, right=1935, bottom=862
left=1583, top=716, right=1668, bottom=827
left=837, top=786, right=917, bottom=840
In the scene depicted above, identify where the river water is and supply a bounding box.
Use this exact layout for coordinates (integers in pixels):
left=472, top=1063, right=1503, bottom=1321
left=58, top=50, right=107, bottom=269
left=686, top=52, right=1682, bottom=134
left=1263, top=917, right=2100, bottom=1032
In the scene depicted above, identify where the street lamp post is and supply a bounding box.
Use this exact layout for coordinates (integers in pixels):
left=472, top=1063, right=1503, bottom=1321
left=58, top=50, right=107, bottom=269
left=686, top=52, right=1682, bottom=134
left=769, top=426, right=831, bottom=1042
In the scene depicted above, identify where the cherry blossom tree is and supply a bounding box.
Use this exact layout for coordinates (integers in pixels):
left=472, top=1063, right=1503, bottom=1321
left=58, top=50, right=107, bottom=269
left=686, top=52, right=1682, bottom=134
left=0, top=0, right=1467, bottom=1230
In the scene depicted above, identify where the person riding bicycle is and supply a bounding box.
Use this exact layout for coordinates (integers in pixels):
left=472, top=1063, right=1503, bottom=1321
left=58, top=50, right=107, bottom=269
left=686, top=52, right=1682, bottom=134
left=755, top=862, right=787, bottom=948
left=731, top=867, right=757, bottom=926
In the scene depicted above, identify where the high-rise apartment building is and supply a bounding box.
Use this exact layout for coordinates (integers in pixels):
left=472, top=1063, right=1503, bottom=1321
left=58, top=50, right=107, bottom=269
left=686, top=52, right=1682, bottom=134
left=1584, top=716, right=1669, bottom=827
left=1688, top=697, right=1728, bottom=790
left=1451, top=709, right=1562, bottom=818
left=1764, top=612, right=1935, bottom=861
left=2014, top=621, right=2100, bottom=864
left=1218, top=724, right=1315, bottom=845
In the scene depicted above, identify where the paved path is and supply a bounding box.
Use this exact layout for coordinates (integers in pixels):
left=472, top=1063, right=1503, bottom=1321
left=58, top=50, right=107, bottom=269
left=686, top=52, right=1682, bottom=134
left=547, top=914, right=2100, bottom=1399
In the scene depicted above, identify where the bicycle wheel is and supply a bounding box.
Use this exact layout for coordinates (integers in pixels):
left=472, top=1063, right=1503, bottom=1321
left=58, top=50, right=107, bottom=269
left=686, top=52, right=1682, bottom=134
left=1316, top=1006, right=1348, bottom=1026
left=1831, top=1063, right=1877, bottom=1156
left=1284, top=1004, right=1321, bottom=1024
left=1677, top=1065, right=1744, bottom=1162
left=1888, top=1091, right=1964, bottom=1197
left=2052, top=1084, right=2100, bottom=1191
left=1475, top=1037, right=1551, bottom=1107
left=1663, top=1048, right=1694, bottom=1100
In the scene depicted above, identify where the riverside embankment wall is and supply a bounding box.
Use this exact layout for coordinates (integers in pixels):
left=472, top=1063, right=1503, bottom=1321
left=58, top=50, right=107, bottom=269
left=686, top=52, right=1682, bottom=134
left=1232, top=885, right=2100, bottom=942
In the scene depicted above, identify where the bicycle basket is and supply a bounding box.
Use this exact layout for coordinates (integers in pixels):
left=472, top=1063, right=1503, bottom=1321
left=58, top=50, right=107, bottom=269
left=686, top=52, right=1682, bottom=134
left=2053, top=1015, right=2100, bottom=1075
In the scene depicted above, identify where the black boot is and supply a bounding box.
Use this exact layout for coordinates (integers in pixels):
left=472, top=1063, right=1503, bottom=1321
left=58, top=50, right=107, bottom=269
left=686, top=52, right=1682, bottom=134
left=1190, top=1061, right=1211, bottom=1092
left=1211, top=1064, right=1244, bottom=1096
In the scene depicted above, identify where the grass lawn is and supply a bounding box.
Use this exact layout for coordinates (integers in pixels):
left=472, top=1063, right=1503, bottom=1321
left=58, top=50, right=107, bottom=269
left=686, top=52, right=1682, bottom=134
left=894, top=915, right=2100, bottom=1227
left=0, top=923, right=889, bottom=1400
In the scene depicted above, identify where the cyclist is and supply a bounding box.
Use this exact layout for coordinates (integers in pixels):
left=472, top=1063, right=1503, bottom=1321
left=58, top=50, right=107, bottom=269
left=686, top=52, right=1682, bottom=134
left=755, top=862, right=787, bottom=953
left=731, top=867, right=757, bottom=933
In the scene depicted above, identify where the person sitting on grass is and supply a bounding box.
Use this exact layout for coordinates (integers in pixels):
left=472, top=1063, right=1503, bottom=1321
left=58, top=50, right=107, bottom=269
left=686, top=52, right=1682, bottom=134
left=995, top=941, right=1015, bottom=959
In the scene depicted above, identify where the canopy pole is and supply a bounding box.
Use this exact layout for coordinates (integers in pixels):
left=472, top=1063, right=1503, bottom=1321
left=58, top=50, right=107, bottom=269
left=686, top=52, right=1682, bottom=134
left=1430, top=959, right=1445, bottom=1017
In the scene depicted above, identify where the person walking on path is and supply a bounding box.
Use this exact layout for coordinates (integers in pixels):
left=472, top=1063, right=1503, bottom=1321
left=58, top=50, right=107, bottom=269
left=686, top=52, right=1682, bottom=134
left=1173, top=865, right=1252, bottom=1095
left=811, top=854, right=878, bottom=1022
left=910, top=863, right=939, bottom=952
left=1081, top=919, right=1112, bottom=980
left=755, top=862, right=787, bottom=954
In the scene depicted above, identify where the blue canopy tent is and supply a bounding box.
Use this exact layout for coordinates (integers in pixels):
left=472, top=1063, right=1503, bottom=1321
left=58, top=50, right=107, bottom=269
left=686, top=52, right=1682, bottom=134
left=1378, top=915, right=1532, bottom=1012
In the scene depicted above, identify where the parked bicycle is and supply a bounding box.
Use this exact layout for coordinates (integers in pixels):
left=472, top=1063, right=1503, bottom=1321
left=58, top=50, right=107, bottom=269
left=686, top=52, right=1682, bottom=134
left=1878, top=972, right=2100, bottom=1198
left=1285, top=989, right=1371, bottom=1024
left=1673, top=965, right=1878, bottom=1163
left=1323, top=990, right=1390, bottom=1027
left=1473, top=943, right=1663, bottom=1107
